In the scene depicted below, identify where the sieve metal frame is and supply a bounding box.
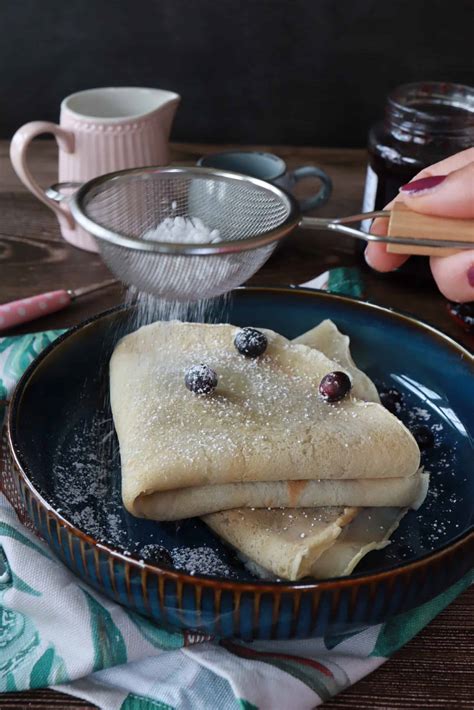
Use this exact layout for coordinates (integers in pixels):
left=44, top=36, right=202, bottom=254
left=69, top=166, right=300, bottom=256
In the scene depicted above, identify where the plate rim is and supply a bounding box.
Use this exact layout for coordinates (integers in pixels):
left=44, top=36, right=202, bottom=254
left=7, top=286, right=474, bottom=591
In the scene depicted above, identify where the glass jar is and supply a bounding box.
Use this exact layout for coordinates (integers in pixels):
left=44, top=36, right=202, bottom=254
left=362, top=81, right=474, bottom=215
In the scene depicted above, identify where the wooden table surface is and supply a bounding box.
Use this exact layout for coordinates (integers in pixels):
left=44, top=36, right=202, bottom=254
left=0, top=141, right=472, bottom=709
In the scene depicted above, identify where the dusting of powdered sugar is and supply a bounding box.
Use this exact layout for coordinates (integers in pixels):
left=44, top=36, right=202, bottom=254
left=368, top=382, right=469, bottom=567
left=120, top=327, right=372, bottom=473
left=142, top=217, right=222, bottom=245
left=411, top=407, right=432, bottom=422
left=170, top=546, right=238, bottom=577
left=52, top=413, right=132, bottom=549
left=138, top=214, right=248, bottom=300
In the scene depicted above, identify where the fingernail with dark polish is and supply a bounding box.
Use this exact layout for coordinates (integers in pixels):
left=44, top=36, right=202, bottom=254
left=467, top=266, right=474, bottom=288
left=400, top=175, right=447, bottom=194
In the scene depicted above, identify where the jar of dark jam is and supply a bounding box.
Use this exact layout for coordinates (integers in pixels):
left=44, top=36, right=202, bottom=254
left=362, top=81, right=474, bottom=215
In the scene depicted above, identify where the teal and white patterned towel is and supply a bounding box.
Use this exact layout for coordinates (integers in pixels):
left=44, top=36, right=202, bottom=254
left=0, top=272, right=471, bottom=710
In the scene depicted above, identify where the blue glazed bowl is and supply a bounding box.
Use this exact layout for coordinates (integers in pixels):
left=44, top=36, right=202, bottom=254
left=6, top=288, right=474, bottom=640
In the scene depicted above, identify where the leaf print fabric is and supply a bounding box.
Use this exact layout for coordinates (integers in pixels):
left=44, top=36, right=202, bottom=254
left=82, top=589, right=128, bottom=670
left=0, top=330, right=64, bottom=424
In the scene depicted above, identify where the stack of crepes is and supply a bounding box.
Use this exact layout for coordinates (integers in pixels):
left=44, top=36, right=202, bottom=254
left=110, top=320, right=428, bottom=580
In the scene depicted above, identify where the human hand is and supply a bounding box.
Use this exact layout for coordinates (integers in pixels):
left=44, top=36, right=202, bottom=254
left=365, top=148, right=474, bottom=303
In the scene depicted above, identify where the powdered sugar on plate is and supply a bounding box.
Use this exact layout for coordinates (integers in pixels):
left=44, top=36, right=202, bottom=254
left=52, top=413, right=132, bottom=550
left=412, top=406, right=432, bottom=422
left=368, top=378, right=469, bottom=567
left=170, top=546, right=237, bottom=577
left=50, top=410, right=238, bottom=577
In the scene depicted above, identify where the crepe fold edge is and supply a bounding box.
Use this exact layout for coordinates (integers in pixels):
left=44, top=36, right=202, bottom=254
left=231, top=507, right=409, bottom=581
left=204, top=506, right=360, bottom=581
left=311, top=507, right=409, bottom=579
left=133, top=471, right=429, bottom=520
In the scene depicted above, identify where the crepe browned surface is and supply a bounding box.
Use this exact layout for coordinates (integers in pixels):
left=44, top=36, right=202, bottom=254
left=110, top=321, right=421, bottom=520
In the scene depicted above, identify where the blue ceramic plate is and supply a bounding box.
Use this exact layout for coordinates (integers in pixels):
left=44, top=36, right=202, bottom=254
left=6, top=288, right=474, bottom=640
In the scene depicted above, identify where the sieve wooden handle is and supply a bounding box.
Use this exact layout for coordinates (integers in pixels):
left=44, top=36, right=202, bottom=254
left=387, top=203, right=474, bottom=257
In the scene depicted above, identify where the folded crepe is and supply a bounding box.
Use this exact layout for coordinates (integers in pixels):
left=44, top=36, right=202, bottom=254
left=206, top=505, right=407, bottom=581
left=110, top=321, right=423, bottom=520
left=204, top=320, right=426, bottom=580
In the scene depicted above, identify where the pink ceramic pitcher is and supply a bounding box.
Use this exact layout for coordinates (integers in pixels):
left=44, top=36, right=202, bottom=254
left=10, top=87, right=180, bottom=252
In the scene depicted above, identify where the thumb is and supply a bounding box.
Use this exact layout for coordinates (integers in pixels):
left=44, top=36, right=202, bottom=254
left=399, top=160, right=474, bottom=303
left=399, top=161, right=474, bottom=217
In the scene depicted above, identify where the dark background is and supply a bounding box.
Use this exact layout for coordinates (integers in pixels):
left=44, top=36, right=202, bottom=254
left=2, top=0, right=473, bottom=146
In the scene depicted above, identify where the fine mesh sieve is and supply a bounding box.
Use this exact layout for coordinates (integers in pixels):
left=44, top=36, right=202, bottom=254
left=60, top=165, right=473, bottom=302
left=69, top=167, right=299, bottom=301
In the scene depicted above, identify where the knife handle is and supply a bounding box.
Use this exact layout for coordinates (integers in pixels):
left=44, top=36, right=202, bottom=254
left=0, top=290, right=71, bottom=332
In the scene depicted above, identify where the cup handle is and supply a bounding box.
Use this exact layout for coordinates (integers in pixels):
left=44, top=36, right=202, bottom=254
left=291, top=166, right=332, bottom=213
left=10, top=121, right=75, bottom=229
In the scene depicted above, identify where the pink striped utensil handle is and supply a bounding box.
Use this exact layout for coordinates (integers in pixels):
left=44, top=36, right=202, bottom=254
left=0, top=291, right=71, bottom=332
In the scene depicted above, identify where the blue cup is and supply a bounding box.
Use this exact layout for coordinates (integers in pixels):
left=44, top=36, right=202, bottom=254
left=197, top=151, right=332, bottom=212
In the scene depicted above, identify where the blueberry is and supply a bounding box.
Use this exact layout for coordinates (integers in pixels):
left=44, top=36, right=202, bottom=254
left=379, top=388, right=404, bottom=414
left=185, top=364, right=218, bottom=395
left=234, top=327, right=268, bottom=358
left=319, top=371, right=352, bottom=402
left=411, top=425, right=434, bottom=450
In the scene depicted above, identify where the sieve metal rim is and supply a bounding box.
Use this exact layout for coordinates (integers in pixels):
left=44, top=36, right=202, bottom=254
left=69, top=165, right=301, bottom=256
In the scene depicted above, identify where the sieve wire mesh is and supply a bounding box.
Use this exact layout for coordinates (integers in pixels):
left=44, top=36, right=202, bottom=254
left=71, top=168, right=296, bottom=301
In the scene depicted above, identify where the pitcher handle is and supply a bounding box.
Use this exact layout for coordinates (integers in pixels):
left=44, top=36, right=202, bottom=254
left=10, top=121, right=75, bottom=230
